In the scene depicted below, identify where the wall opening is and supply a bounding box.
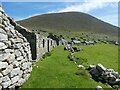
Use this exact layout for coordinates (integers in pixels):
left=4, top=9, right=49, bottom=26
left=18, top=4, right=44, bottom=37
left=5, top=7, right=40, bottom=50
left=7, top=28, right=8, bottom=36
left=51, top=40, right=52, bottom=46
left=43, top=39, right=45, bottom=48
left=47, top=40, right=50, bottom=52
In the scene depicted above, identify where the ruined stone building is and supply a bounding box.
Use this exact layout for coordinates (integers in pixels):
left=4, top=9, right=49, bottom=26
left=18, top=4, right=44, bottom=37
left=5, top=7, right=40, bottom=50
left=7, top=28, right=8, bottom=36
left=0, top=5, right=59, bottom=89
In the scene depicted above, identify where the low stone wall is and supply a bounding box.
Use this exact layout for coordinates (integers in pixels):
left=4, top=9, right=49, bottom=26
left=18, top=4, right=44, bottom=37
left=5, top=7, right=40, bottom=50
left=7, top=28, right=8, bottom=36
left=0, top=5, right=32, bottom=89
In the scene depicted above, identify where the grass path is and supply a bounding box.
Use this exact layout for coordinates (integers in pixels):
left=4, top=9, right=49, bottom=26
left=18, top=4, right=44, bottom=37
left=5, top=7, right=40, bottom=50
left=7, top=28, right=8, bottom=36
left=20, top=45, right=118, bottom=88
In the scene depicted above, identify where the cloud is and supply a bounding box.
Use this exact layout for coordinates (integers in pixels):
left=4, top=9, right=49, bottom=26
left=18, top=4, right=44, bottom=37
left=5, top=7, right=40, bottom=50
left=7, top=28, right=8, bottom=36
left=52, top=0, right=119, bottom=13
left=11, top=0, right=118, bottom=26
left=47, top=0, right=119, bottom=26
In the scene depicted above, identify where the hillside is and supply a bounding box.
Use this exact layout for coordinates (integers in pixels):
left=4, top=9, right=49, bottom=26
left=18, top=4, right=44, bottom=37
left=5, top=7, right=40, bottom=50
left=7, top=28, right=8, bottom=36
left=17, top=12, right=118, bottom=36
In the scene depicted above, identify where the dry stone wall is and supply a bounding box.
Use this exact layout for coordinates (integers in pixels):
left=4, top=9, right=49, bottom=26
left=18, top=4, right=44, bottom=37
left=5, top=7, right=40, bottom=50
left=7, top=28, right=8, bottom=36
left=0, top=4, right=58, bottom=89
left=14, top=25, right=57, bottom=60
left=0, top=4, right=61, bottom=89
left=0, top=5, right=32, bottom=89
left=7, top=12, right=57, bottom=61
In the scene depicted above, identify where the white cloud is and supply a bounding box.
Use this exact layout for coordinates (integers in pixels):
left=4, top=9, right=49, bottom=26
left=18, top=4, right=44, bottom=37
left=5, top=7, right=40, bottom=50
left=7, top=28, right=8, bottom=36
left=56, top=0, right=119, bottom=13
left=47, top=0, right=119, bottom=26
left=11, top=0, right=119, bottom=26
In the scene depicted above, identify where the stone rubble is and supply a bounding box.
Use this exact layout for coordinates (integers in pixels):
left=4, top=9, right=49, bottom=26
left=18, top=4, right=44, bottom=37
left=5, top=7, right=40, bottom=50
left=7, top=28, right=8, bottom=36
left=88, top=64, right=120, bottom=86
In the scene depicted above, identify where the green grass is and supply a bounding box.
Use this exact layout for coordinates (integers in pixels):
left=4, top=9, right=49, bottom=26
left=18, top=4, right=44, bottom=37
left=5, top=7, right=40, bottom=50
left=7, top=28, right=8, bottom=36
left=21, top=44, right=118, bottom=88
left=74, top=44, right=118, bottom=71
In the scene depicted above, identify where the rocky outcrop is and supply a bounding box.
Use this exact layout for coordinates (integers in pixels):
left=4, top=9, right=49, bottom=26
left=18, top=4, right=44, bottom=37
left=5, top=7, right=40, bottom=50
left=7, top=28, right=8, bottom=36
left=0, top=5, right=32, bottom=89
left=88, top=64, right=120, bottom=86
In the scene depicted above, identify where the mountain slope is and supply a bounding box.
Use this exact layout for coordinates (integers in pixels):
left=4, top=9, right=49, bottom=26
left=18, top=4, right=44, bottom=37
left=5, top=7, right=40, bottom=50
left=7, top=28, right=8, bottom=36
left=17, top=12, right=118, bottom=36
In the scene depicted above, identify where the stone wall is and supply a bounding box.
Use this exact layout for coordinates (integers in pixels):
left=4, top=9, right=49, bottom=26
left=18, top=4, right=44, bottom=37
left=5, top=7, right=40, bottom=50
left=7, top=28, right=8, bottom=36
left=13, top=25, right=57, bottom=60
left=0, top=5, right=32, bottom=89
left=36, top=35, right=57, bottom=60
left=0, top=4, right=58, bottom=89
left=7, top=15, right=57, bottom=61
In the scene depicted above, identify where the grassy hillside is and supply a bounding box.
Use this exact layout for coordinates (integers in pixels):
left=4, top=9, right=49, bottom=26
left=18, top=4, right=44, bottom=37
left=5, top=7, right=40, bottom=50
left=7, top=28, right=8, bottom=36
left=17, top=12, right=118, bottom=36
left=21, top=44, right=118, bottom=88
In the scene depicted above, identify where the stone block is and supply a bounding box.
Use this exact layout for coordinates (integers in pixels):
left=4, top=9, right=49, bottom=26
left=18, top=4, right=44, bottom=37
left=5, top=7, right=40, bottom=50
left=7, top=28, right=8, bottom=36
left=3, top=41, right=11, bottom=48
left=2, top=76, right=10, bottom=82
left=16, top=56, right=24, bottom=61
left=116, top=79, right=120, bottom=85
left=12, top=60, right=20, bottom=67
left=96, top=64, right=106, bottom=72
left=0, top=11, right=2, bottom=16
left=0, top=85, right=2, bottom=90
left=11, top=76, right=20, bottom=84
left=8, top=83, right=16, bottom=89
left=3, top=21, right=8, bottom=27
left=90, top=68, right=100, bottom=76
left=0, top=33, right=8, bottom=41
left=0, top=28, right=6, bottom=34
left=21, top=62, right=28, bottom=70
left=0, top=24, right=4, bottom=28
left=0, top=17, right=2, bottom=24
left=0, top=62, right=8, bottom=69
left=2, top=68, right=10, bottom=76
left=17, top=78, right=25, bottom=86
left=6, top=53, right=15, bottom=64
left=0, top=73, right=3, bottom=77
left=15, top=50, right=21, bottom=57
left=10, top=67, right=20, bottom=77
left=0, top=73, right=3, bottom=83
left=10, top=29, right=15, bottom=35
left=0, top=42, right=7, bottom=50
left=88, top=65, right=95, bottom=70
left=77, top=65, right=85, bottom=69
left=15, top=38, right=24, bottom=43
left=96, top=86, right=103, bottom=90
left=13, top=43, right=22, bottom=49
left=23, top=74, right=30, bottom=80
left=1, top=80, right=11, bottom=88
left=19, top=70, right=23, bottom=77
left=108, top=74, right=116, bottom=81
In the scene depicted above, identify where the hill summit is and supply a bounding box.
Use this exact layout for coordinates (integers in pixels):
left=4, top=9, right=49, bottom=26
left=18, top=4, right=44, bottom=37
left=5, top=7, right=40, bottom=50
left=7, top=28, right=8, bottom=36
left=17, top=12, right=118, bottom=36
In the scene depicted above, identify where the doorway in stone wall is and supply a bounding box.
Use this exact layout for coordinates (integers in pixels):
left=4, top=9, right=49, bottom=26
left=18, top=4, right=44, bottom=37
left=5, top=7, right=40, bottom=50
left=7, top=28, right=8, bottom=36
left=47, top=40, right=50, bottom=52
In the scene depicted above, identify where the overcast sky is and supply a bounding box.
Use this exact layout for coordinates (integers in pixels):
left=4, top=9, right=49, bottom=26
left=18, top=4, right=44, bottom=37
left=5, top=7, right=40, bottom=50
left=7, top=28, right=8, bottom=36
left=2, top=0, right=119, bottom=27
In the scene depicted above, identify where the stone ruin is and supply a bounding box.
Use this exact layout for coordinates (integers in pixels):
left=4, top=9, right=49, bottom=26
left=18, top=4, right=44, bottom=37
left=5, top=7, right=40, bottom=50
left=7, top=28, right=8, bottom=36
left=0, top=5, right=32, bottom=89
left=9, top=18, right=58, bottom=61
left=88, top=64, right=120, bottom=86
left=0, top=5, right=58, bottom=89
